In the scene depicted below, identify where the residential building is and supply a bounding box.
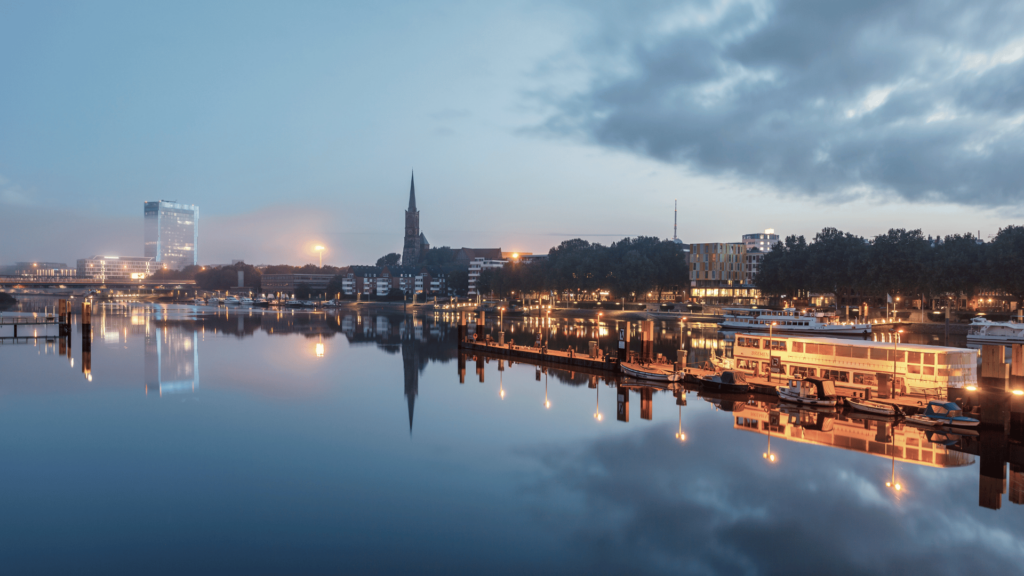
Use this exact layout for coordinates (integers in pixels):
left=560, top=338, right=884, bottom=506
left=469, top=257, right=508, bottom=297
left=144, top=200, right=199, bottom=270
left=742, top=229, right=779, bottom=253
left=77, top=256, right=156, bottom=281
left=743, top=249, right=764, bottom=285
left=331, top=265, right=447, bottom=298
left=689, top=243, right=760, bottom=305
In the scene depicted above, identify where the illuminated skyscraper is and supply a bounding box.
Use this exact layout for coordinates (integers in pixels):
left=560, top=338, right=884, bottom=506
left=144, top=200, right=199, bottom=270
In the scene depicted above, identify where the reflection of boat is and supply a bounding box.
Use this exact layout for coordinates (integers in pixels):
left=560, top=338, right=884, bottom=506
left=920, top=401, right=979, bottom=428
left=777, top=403, right=836, bottom=431
left=698, top=389, right=750, bottom=412
left=722, top=307, right=871, bottom=335
left=778, top=378, right=837, bottom=407
left=905, top=414, right=942, bottom=428
left=698, top=370, right=750, bottom=393
left=622, top=363, right=682, bottom=382
left=285, top=300, right=302, bottom=307
left=967, top=317, right=1024, bottom=344
left=846, top=398, right=896, bottom=416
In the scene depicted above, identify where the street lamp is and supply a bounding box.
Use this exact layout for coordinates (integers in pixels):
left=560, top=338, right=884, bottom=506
left=315, top=245, right=325, bottom=268
left=768, top=321, right=778, bottom=382
left=890, top=327, right=903, bottom=398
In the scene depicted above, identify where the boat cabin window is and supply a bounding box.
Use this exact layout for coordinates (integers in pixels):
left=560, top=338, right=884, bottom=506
left=922, top=366, right=934, bottom=376
left=908, top=365, right=921, bottom=374
left=770, top=340, right=786, bottom=351
left=791, top=366, right=816, bottom=378
left=792, top=342, right=803, bottom=353
left=737, top=359, right=758, bottom=371
left=930, top=404, right=949, bottom=416
left=908, top=351, right=921, bottom=364
left=870, top=348, right=888, bottom=361
left=835, top=345, right=852, bottom=357
left=853, top=373, right=877, bottom=385
left=820, top=369, right=849, bottom=382
left=936, top=353, right=948, bottom=365
left=807, top=344, right=834, bottom=356
left=852, top=347, right=868, bottom=359
left=922, top=353, right=935, bottom=365
left=737, top=337, right=759, bottom=348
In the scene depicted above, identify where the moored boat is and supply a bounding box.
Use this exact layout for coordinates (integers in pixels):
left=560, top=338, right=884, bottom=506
left=919, top=401, right=979, bottom=428
left=967, top=317, right=1024, bottom=344
left=778, top=377, right=837, bottom=407
left=622, top=362, right=682, bottom=382
left=698, top=370, right=751, bottom=393
left=722, top=307, right=871, bottom=335
left=846, top=398, right=897, bottom=416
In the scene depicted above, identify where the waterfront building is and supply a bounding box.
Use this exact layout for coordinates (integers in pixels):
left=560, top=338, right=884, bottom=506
left=77, top=256, right=156, bottom=281
left=144, top=200, right=199, bottom=270
left=468, top=256, right=507, bottom=297
left=329, top=265, right=447, bottom=299
left=261, top=273, right=334, bottom=296
left=732, top=333, right=977, bottom=398
left=7, top=262, right=76, bottom=277
left=742, top=229, right=779, bottom=253
left=401, top=173, right=430, bottom=266
left=689, top=242, right=761, bottom=305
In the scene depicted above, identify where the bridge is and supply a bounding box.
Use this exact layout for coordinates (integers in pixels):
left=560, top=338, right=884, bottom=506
left=0, top=276, right=195, bottom=288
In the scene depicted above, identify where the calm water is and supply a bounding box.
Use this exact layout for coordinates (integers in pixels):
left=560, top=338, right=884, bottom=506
left=1, top=301, right=1022, bottom=575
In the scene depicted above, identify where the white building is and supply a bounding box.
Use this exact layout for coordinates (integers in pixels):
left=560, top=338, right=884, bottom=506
left=742, top=229, right=780, bottom=253
left=468, top=257, right=507, bottom=297
left=77, top=256, right=156, bottom=281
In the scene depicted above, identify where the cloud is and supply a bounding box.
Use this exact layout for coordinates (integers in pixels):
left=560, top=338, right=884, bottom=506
left=0, top=174, right=33, bottom=206
left=540, top=0, right=1024, bottom=207
left=522, top=423, right=1024, bottom=575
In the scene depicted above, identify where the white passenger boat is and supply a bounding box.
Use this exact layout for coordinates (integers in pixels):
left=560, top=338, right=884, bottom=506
left=223, top=296, right=240, bottom=305
left=778, top=378, right=838, bottom=407
left=967, top=317, right=1024, bottom=344
left=622, top=362, right=682, bottom=382
left=846, top=398, right=896, bottom=416
left=722, top=308, right=871, bottom=336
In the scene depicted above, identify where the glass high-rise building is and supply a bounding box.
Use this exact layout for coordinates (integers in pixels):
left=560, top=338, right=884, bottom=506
left=144, top=200, right=199, bottom=270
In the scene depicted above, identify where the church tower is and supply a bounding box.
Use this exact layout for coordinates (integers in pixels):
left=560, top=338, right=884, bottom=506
left=402, top=172, right=421, bottom=266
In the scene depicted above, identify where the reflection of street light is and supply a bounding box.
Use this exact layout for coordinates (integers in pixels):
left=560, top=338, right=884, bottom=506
left=676, top=405, right=686, bottom=441
left=890, top=327, right=903, bottom=398
left=885, top=431, right=902, bottom=491
left=597, top=312, right=603, bottom=349
left=500, top=366, right=505, bottom=400
left=315, top=245, right=325, bottom=268
left=763, top=419, right=776, bottom=462
left=594, top=386, right=603, bottom=421
left=316, top=335, right=325, bottom=358
left=545, top=371, right=550, bottom=409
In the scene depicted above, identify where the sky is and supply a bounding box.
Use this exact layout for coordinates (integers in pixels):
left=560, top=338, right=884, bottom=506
left=1, top=0, right=1023, bottom=267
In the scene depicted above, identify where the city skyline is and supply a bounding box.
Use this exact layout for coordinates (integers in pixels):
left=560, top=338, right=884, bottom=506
left=2, top=1, right=1023, bottom=266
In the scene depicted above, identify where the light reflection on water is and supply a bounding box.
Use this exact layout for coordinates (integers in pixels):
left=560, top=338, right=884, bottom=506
left=0, top=301, right=1021, bottom=575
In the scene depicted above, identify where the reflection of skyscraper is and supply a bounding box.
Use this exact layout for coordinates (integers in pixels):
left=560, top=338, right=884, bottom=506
left=145, top=327, right=199, bottom=395
left=402, top=336, right=419, bottom=434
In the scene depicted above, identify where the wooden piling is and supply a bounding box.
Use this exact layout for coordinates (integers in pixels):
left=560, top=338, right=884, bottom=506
left=981, top=345, right=1010, bottom=379
left=1012, top=344, right=1024, bottom=377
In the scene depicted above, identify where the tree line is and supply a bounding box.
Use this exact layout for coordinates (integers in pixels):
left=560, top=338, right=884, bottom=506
left=754, top=226, right=1024, bottom=307
left=477, top=237, right=689, bottom=301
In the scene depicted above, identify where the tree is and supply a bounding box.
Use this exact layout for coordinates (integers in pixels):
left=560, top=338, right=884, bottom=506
left=294, top=283, right=315, bottom=299
left=421, top=247, right=456, bottom=266
left=376, top=253, right=401, bottom=267
left=988, top=226, right=1024, bottom=306
left=447, top=269, right=469, bottom=297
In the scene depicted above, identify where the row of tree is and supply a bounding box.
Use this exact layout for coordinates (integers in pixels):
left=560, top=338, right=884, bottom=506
left=476, top=237, right=689, bottom=301
left=754, top=226, right=1024, bottom=306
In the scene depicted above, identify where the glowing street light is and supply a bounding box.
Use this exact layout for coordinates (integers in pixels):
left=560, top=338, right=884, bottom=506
left=315, top=245, right=325, bottom=268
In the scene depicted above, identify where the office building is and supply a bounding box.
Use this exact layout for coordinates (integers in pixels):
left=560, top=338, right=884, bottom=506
left=144, top=200, right=199, bottom=270
left=742, top=229, right=780, bottom=253
left=77, top=256, right=156, bottom=281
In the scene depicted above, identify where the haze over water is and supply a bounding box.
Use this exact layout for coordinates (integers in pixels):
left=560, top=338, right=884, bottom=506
left=0, top=301, right=1021, bottom=575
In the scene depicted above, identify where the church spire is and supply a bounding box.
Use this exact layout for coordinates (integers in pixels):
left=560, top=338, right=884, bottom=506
left=408, top=170, right=417, bottom=212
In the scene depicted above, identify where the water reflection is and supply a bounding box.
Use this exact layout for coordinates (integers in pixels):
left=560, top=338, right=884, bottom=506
left=3, top=301, right=1024, bottom=574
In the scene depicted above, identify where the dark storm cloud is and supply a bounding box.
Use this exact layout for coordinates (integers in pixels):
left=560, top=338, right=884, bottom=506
left=544, top=0, right=1024, bottom=206
left=522, top=423, right=1023, bottom=575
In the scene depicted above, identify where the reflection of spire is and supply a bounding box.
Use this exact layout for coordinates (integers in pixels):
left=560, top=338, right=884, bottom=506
left=402, top=335, right=419, bottom=435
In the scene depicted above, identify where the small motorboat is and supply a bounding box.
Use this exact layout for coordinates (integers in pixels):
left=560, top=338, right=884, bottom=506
left=904, top=414, right=942, bottom=428
left=846, top=398, right=897, bottom=417
left=622, top=362, right=682, bottom=382
left=239, top=297, right=253, bottom=305
left=919, top=401, right=980, bottom=428
left=778, top=378, right=837, bottom=407
left=253, top=298, right=270, bottom=308
left=285, top=300, right=303, bottom=307
left=193, top=298, right=205, bottom=305
left=223, top=296, right=240, bottom=305
left=698, top=370, right=750, bottom=393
